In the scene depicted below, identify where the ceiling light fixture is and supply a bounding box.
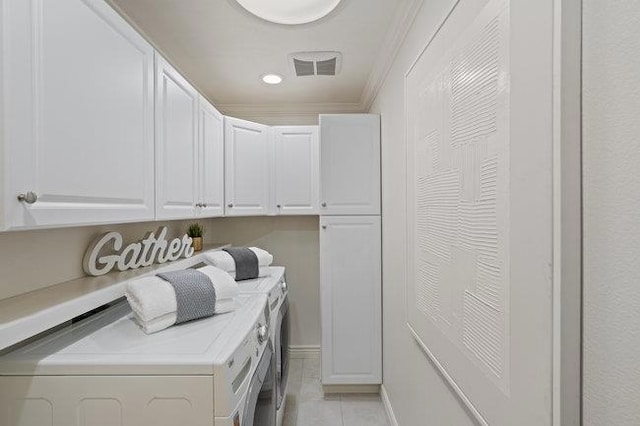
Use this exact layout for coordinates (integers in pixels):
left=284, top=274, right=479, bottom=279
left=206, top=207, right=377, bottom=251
left=235, top=0, right=342, bottom=25
left=262, top=74, right=283, bottom=85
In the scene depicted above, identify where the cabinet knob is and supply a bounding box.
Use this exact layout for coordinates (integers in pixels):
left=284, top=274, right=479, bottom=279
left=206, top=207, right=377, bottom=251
left=17, top=192, right=38, bottom=204
left=257, top=324, right=268, bottom=344
left=321, top=202, right=327, bottom=207
left=202, top=203, right=207, bottom=208
left=195, top=202, right=202, bottom=208
left=276, top=204, right=281, bottom=209
left=322, top=225, right=327, bottom=229
left=228, top=203, right=233, bottom=208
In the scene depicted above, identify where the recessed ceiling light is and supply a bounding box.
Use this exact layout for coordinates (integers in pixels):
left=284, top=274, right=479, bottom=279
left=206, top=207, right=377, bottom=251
left=235, top=0, right=342, bottom=25
left=262, top=74, right=283, bottom=85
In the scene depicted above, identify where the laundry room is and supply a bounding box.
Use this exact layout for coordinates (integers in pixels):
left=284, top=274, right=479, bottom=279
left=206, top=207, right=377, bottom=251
left=1, top=0, right=638, bottom=425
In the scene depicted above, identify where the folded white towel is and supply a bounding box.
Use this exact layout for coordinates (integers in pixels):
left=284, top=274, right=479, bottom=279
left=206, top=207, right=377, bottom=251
left=125, top=276, right=176, bottom=323
left=228, top=266, right=271, bottom=280
left=125, top=265, right=240, bottom=333
left=197, top=265, right=240, bottom=300
left=203, top=247, right=273, bottom=272
left=134, top=299, right=238, bottom=334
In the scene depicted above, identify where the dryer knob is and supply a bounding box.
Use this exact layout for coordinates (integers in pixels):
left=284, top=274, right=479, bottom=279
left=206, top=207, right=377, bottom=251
left=257, top=325, right=268, bottom=344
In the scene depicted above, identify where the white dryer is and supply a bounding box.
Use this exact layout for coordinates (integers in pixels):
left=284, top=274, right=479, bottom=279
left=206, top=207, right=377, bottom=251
left=236, top=267, right=289, bottom=426
left=0, top=294, right=275, bottom=426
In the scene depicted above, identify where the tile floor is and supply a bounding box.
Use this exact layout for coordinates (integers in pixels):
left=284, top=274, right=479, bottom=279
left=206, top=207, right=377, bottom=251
left=283, top=356, right=390, bottom=426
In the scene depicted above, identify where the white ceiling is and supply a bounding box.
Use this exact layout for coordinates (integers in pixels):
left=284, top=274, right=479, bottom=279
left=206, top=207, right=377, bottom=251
left=109, top=0, right=409, bottom=110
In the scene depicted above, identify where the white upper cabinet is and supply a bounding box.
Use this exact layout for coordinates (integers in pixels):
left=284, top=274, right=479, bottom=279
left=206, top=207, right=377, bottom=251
left=155, top=56, right=199, bottom=220
left=319, top=114, right=381, bottom=215
left=198, top=97, right=225, bottom=218
left=1, top=0, right=155, bottom=230
left=224, top=117, right=271, bottom=216
left=273, top=126, right=319, bottom=215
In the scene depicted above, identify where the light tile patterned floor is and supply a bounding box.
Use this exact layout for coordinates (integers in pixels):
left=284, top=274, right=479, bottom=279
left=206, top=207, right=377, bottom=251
left=283, top=357, right=390, bottom=426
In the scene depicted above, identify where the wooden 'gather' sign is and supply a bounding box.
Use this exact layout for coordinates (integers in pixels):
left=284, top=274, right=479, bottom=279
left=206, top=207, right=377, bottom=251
left=83, top=226, right=195, bottom=276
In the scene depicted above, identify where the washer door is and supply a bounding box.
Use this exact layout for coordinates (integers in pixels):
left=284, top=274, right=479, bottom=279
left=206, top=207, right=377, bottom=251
left=276, top=296, right=290, bottom=410
left=243, top=341, right=276, bottom=426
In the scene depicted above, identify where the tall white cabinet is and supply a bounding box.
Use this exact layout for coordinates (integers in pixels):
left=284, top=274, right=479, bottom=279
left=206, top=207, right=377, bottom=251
left=319, top=114, right=382, bottom=386
left=1, top=0, right=155, bottom=230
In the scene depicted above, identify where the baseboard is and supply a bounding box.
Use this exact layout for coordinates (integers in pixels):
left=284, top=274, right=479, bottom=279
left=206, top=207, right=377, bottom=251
left=288, top=345, right=320, bottom=359
left=380, top=385, right=399, bottom=426
left=323, top=384, right=380, bottom=394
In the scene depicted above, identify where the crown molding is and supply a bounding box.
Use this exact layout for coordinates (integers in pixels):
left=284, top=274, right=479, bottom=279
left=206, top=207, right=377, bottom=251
left=359, top=0, right=425, bottom=111
left=217, top=102, right=364, bottom=124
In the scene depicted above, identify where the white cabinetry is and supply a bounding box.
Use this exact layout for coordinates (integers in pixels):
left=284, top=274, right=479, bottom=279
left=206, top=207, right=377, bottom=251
left=320, top=215, right=382, bottom=385
left=319, top=114, right=381, bottom=216
left=224, top=117, right=271, bottom=216
left=197, top=97, right=225, bottom=218
left=1, top=0, right=155, bottom=230
left=156, top=63, right=224, bottom=220
left=319, top=114, right=381, bottom=386
left=273, top=126, right=319, bottom=215
left=155, top=57, right=199, bottom=220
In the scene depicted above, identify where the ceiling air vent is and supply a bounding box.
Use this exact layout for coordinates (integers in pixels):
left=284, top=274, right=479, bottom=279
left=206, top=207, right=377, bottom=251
left=289, top=51, right=342, bottom=77
left=293, top=59, right=315, bottom=77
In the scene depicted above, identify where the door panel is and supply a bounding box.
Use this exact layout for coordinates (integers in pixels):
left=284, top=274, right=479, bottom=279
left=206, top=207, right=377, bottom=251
left=273, top=126, right=319, bottom=215
left=198, top=98, right=224, bottom=217
left=155, top=57, right=198, bottom=220
left=319, top=114, right=380, bottom=216
left=320, top=215, right=382, bottom=384
left=4, top=0, right=155, bottom=229
left=224, top=117, right=271, bottom=216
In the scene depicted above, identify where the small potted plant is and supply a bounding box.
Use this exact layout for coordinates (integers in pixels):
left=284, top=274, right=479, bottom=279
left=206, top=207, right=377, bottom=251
left=187, top=223, right=204, bottom=252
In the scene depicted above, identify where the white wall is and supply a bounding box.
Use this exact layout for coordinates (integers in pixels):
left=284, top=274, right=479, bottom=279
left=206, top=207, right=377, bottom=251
left=211, top=216, right=320, bottom=348
left=0, top=215, right=320, bottom=348
left=583, top=1, right=640, bottom=424
left=369, top=0, right=481, bottom=424
left=0, top=220, right=199, bottom=300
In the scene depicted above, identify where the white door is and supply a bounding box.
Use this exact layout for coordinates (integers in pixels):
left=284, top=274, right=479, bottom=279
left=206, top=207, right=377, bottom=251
left=198, top=97, right=224, bottom=217
left=319, top=114, right=380, bottom=216
left=155, top=57, right=199, bottom=220
left=2, top=0, right=155, bottom=230
left=320, top=215, right=382, bottom=385
left=273, top=126, right=319, bottom=215
left=224, top=117, right=271, bottom=216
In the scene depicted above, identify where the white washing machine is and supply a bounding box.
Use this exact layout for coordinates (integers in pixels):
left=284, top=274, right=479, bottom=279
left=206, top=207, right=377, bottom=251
left=0, top=294, right=275, bottom=426
left=235, top=267, right=289, bottom=426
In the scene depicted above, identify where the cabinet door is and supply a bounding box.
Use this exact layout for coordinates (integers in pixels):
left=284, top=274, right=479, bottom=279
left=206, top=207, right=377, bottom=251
left=2, top=0, right=155, bottom=230
left=224, top=117, right=271, bottom=216
left=319, top=114, right=381, bottom=215
left=155, top=57, right=199, bottom=220
left=273, top=126, right=319, bottom=215
left=198, top=98, right=224, bottom=217
left=320, top=215, right=382, bottom=385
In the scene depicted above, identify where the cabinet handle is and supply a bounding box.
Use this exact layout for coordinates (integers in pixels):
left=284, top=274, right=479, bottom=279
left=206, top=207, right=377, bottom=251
left=17, top=192, right=38, bottom=204
left=228, top=203, right=233, bottom=208
left=321, top=202, right=327, bottom=207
